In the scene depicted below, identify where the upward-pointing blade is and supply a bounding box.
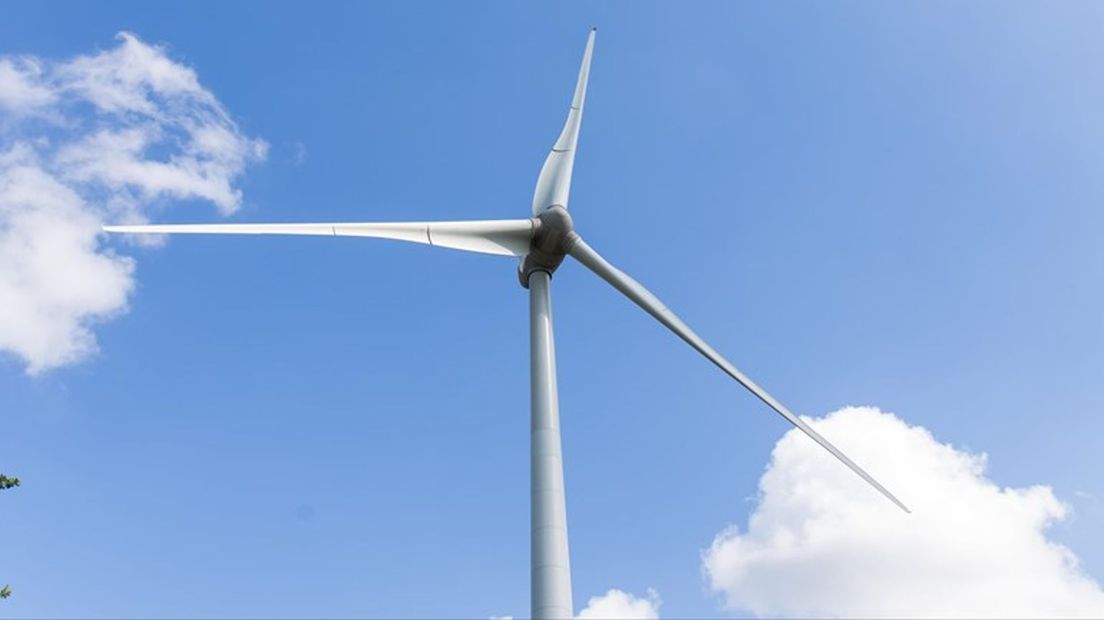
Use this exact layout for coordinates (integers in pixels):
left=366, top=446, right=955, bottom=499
left=531, top=28, right=596, bottom=215
left=568, top=235, right=910, bottom=513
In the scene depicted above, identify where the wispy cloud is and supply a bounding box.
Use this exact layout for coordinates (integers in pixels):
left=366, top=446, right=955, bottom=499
left=0, top=57, right=56, bottom=110
left=703, top=406, right=1104, bottom=618
left=0, top=32, right=264, bottom=373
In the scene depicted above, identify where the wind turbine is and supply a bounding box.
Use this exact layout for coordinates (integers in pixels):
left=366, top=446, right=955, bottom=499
left=105, top=29, right=908, bottom=619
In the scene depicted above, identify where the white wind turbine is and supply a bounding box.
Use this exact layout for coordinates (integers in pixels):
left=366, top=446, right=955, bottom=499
left=105, top=29, right=908, bottom=619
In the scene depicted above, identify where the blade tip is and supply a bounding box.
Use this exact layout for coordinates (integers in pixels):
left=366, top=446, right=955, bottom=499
left=890, top=496, right=911, bottom=514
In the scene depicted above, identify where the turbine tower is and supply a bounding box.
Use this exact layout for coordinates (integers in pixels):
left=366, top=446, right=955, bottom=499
left=105, top=29, right=908, bottom=619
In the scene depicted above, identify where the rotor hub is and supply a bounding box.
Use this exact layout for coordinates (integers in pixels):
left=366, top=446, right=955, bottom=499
left=519, top=206, right=578, bottom=287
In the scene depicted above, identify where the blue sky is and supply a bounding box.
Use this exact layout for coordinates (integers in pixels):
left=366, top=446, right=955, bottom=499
left=1, top=2, right=1103, bottom=617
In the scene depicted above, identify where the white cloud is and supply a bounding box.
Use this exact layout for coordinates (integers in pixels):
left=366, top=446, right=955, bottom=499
left=58, top=32, right=211, bottom=116
left=703, top=406, right=1104, bottom=618
left=0, top=57, right=56, bottom=111
left=0, top=32, right=265, bottom=374
left=577, top=588, right=661, bottom=619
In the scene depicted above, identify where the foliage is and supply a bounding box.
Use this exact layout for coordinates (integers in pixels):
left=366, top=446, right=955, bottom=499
left=2, top=473, right=17, bottom=600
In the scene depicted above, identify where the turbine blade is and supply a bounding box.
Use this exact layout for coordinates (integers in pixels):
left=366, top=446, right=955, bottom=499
left=532, top=28, right=596, bottom=215
left=102, top=219, right=536, bottom=256
left=568, top=235, right=910, bottom=513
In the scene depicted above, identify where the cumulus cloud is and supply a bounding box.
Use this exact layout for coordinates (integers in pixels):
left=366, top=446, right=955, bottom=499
left=0, top=32, right=265, bottom=373
left=577, top=588, right=661, bottom=619
left=703, top=406, right=1104, bottom=618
